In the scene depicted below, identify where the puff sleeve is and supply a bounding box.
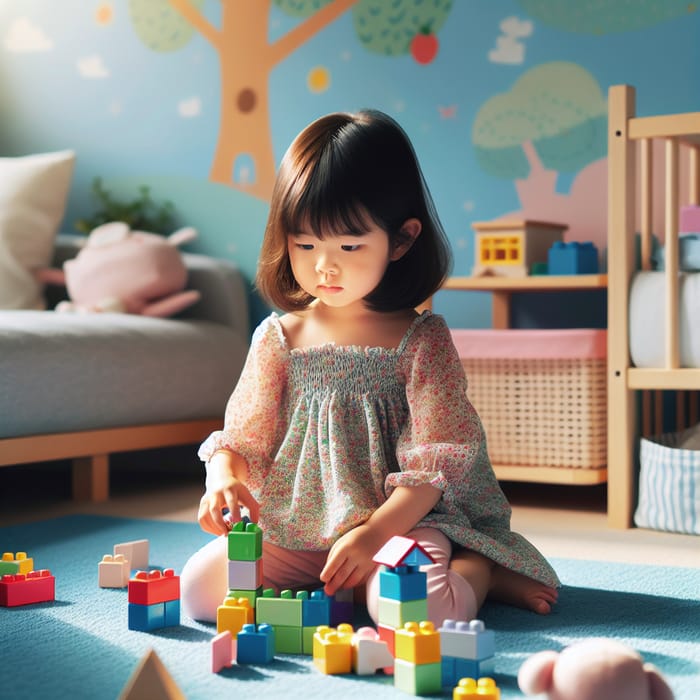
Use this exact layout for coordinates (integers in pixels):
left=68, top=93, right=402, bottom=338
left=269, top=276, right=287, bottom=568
left=198, top=315, right=289, bottom=493
left=388, top=315, right=503, bottom=526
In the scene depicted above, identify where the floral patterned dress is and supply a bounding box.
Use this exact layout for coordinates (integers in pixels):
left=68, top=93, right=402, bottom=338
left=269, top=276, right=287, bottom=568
left=199, top=311, right=560, bottom=588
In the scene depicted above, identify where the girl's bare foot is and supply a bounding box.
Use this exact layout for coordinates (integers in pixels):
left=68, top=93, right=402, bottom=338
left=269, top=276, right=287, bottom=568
left=489, top=565, right=558, bottom=614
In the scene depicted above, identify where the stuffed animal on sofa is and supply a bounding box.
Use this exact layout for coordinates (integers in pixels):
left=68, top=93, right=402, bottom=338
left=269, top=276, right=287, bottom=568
left=518, top=638, right=674, bottom=700
left=37, top=222, right=201, bottom=317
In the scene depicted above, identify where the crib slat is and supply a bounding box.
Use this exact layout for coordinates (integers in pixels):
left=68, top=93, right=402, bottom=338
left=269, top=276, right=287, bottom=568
left=664, top=138, right=680, bottom=369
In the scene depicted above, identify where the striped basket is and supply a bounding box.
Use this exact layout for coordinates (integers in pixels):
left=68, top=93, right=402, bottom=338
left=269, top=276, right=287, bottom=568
left=634, top=430, right=700, bottom=535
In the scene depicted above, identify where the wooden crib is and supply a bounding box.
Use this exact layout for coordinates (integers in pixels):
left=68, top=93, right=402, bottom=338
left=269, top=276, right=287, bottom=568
left=607, top=84, right=700, bottom=528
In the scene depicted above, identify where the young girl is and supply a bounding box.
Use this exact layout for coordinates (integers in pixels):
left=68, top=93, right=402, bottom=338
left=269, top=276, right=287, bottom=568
left=181, top=109, right=559, bottom=625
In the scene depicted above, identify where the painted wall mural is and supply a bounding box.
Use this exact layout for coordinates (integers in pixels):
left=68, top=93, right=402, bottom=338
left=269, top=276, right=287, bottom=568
left=1, top=0, right=698, bottom=328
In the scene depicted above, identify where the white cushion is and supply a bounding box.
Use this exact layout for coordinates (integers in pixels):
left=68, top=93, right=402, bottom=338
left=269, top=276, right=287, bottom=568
left=0, top=150, right=75, bottom=309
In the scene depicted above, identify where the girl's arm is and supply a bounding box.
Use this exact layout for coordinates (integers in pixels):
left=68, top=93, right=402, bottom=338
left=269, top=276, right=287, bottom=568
left=319, top=482, right=441, bottom=596
left=198, top=449, right=260, bottom=536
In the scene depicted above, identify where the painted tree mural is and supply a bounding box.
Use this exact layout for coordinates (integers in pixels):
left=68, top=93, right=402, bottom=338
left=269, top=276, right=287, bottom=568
left=128, top=0, right=452, bottom=201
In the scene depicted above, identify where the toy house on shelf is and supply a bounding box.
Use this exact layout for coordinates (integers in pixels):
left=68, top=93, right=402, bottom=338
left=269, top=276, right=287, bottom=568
left=471, top=219, right=567, bottom=277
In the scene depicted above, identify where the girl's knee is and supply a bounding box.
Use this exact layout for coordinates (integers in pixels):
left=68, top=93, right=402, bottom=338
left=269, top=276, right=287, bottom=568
left=181, top=536, right=228, bottom=623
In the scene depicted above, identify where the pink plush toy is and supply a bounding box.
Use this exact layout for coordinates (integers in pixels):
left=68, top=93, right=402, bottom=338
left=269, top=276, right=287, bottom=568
left=518, top=638, right=674, bottom=700
left=38, top=222, right=201, bottom=317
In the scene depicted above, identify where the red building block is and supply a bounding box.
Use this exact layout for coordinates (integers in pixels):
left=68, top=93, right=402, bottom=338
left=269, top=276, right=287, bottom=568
left=0, top=570, right=55, bottom=607
left=128, top=569, right=180, bottom=605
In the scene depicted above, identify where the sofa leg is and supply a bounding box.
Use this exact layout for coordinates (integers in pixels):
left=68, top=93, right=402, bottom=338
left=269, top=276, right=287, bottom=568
left=72, top=454, right=109, bottom=502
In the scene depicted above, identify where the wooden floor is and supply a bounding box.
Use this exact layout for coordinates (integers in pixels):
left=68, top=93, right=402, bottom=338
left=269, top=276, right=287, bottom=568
left=1, top=447, right=698, bottom=569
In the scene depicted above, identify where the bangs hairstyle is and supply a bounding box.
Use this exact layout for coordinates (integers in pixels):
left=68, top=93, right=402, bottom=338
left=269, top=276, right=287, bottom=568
left=256, top=109, right=452, bottom=312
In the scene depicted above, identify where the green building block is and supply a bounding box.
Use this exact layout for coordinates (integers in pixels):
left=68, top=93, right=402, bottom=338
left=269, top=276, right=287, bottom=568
left=376, top=596, right=428, bottom=629
left=272, top=625, right=304, bottom=654
left=228, top=521, right=263, bottom=561
left=394, top=659, right=442, bottom=695
left=256, top=588, right=303, bottom=627
left=228, top=586, right=263, bottom=606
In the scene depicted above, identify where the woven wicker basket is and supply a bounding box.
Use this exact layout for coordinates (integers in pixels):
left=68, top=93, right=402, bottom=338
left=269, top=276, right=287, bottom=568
left=451, top=330, right=607, bottom=470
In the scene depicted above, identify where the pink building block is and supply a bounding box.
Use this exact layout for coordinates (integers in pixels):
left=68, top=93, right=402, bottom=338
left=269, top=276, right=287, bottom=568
left=98, top=554, right=130, bottom=588
left=211, top=630, right=237, bottom=673
left=352, top=626, right=394, bottom=675
left=114, top=539, right=149, bottom=571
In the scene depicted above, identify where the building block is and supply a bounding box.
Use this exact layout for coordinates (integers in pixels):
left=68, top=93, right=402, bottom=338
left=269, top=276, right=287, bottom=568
left=271, top=625, right=303, bottom=654
left=352, top=626, right=394, bottom=675
left=302, top=626, right=317, bottom=655
left=443, top=657, right=496, bottom=688
left=302, top=589, right=331, bottom=627
left=227, top=558, right=263, bottom=590
left=164, top=598, right=180, bottom=627
left=330, top=588, right=354, bottom=627
left=0, top=551, right=34, bottom=576
left=373, top=536, right=435, bottom=569
left=217, top=596, right=254, bottom=635
left=439, top=620, right=495, bottom=661
left=0, top=570, right=55, bottom=607
left=394, top=658, right=442, bottom=696
left=114, top=539, right=149, bottom=571
left=128, top=569, right=180, bottom=606
left=312, top=624, right=354, bottom=675
left=377, top=623, right=396, bottom=656
left=228, top=586, right=262, bottom=606
left=228, top=519, right=263, bottom=561
left=377, top=596, right=428, bottom=629
left=379, top=566, right=428, bottom=602
left=128, top=601, right=165, bottom=631
left=98, top=554, right=130, bottom=588
left=395, top=621, right=441, bottom=665
left=547, top=241, right=599, bottom=275
left=255, top=588, right=303, bottom=627
left=452, top=676, right=500, bottom=699
left=236, top=623, right=275, bottom=664
left=211, top=630, right=236, bottom=673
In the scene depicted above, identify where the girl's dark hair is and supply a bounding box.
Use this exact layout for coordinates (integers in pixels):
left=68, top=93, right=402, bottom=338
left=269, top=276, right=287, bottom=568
left=255, top=109, right=452, bottom=312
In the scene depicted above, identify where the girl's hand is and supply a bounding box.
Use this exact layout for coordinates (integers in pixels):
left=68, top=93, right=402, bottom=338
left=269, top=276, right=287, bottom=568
left=198, top=473, right=260, bottom=536
left=320, top=524, right=386, bottom=597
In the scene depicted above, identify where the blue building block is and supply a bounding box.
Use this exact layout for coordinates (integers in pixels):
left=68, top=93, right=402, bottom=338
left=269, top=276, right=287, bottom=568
left=302, top=589, right=331, bottom=627
left=128, top=601, right=165, bottom=631
left=547, top=241, right=599, bottom=274
left=164, top=598, right=180, bottom=627
left=236, top=623, right=275, bottom=664
left=379, top=566, right=427, bottom=602
left=442, top=656, right=495, bottom=688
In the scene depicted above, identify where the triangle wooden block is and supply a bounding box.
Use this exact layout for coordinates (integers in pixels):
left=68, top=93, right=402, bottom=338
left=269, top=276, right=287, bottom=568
left=119, top=648, right=186, bottom=700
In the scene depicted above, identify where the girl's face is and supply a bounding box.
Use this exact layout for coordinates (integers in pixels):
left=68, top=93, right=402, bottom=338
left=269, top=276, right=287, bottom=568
left=287, top=224, right=394, bottom=310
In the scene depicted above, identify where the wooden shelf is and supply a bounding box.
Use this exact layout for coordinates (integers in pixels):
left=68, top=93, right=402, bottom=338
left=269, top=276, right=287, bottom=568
left=440, top=274, right=607, bottom=329
left=443, top=274, right=607, bottom=292
left=494, top=464, right=608, bottom=485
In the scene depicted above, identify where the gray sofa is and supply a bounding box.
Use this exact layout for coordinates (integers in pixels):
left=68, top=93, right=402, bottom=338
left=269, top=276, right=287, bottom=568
left=0, top=234, right=250, bottom=501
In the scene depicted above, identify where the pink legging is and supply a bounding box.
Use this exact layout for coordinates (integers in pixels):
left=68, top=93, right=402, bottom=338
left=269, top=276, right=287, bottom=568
left=181, top=527, right=477, bottom=626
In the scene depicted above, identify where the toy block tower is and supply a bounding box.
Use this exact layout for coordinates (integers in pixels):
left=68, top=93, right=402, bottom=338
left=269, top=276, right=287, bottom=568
left=372, top=535, right=434, bottom=654
left=226, top=517, right=263, bottom=605
left=439, top=619, right=495, bottom=688
left=127, top=568, right=180, bottom=631
left=394, top=621, right=442, bottom=695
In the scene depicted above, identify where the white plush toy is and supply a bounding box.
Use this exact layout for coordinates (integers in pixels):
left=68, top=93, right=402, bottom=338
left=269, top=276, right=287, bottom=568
left=518, top=638, right=674, bottom=700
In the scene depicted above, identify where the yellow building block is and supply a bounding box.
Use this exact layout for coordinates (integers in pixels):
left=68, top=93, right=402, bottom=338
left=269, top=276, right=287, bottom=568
left=395, top=620, right=441, bottom=665
left=0, top=552, right=34, bottom=576
left=453, top=677, right=500, bottom=699
left=312, top=624, right=354, bottom=675
left=216, top=596, right=254, bottom=636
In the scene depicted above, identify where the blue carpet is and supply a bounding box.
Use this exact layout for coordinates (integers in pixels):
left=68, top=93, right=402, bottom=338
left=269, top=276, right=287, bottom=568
left=1, top=515, right=698, bottom=699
